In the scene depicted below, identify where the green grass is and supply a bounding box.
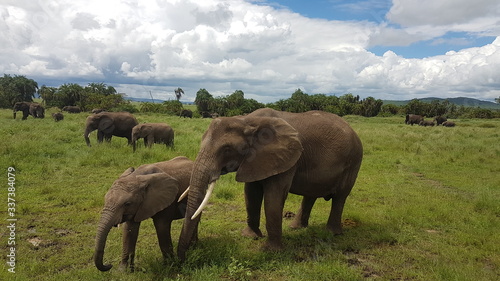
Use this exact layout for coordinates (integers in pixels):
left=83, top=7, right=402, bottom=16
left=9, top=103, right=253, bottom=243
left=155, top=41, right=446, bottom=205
left=0, top=110, right=498, bottom=280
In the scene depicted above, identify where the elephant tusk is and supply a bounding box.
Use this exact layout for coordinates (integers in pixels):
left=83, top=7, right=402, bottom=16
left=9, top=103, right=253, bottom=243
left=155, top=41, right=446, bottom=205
left=191, top=182, right=216, bottom=220
left=178, top=186, right=190, bottom=202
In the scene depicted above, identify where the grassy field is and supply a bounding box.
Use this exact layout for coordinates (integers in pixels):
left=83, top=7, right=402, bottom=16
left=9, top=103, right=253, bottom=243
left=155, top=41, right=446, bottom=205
left=0, top=108, right=499, bottom=280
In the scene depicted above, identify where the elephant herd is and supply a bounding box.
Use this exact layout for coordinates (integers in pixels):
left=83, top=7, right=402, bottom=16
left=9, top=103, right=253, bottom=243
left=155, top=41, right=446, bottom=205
left=83, top=112, right=175, bottom=151
left=92, top=108, right=364, bottom=272
left=11, top=102, right=364, bottom=270
left=405, top=114, right=456, bottom=127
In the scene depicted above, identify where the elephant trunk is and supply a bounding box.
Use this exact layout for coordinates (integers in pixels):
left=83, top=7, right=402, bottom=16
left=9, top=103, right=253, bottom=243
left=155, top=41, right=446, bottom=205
left=84, top=127, right=93, bottom=147
left=177, top=151, right=219, bottom=261
left=94, top=210, right=117, bottom=271
left=132, top=136, right=137, bottom=152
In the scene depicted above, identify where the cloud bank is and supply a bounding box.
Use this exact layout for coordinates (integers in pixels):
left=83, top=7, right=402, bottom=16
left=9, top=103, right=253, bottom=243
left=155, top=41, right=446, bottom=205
left=1, top=0, right=499, bottom=102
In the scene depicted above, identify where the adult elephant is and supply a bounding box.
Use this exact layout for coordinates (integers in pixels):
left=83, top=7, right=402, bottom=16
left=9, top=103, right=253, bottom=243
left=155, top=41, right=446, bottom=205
left=94, top=157, right=199, bottom=272
left=131, top=123, right=174, bottom=152
left=62, top=105, right=82, bottom=113
left=177, top=108, right=363, bottom=260
left=434, top=116, right=447, bottom=125
left=13, top=102, right=45, bottom=120
left=405, top=114, right=424, bottom=125
left=84, top=112, right=138, bottom=147
left=179, top=109, right=192, bottom=118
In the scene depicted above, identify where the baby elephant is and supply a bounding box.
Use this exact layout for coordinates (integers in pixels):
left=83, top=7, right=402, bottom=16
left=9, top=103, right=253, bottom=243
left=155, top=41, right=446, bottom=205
left=51, top=112, right=64, bottom=122
left=131, top=123, right=174, bottom=152
left=419, top=120, right=435, bottom=126
left=94, top=156, right=196, bottom=272
left=442, top=121, right=456, bottom=127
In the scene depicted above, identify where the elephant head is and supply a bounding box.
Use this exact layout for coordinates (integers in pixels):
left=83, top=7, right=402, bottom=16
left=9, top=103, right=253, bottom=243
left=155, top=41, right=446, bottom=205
left=94, top=165, right=180, bottom=271
left=12, top=102, right=29, bottom=119
left=177, top=116, right=302, bottom=260
left=85, top=114, right=114, bottom=146
left=131, top=124, right=152, bottom=152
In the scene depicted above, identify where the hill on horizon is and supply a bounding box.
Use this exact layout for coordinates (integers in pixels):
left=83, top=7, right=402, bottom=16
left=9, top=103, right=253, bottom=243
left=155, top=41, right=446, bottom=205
left=383, top=97, right=500, bottom=110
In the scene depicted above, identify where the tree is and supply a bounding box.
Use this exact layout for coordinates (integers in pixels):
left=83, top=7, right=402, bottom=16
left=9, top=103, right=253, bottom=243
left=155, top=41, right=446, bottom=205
left=174, top=88, right=184, bottom=101
left=0, top=74, right=38, bottom=107
left=359, top=97, right=383, bottom=117
left=495, top=96, right=500, bottom=104
left=194, top=89, right=213, bottom=113
left=85, top=82, right=117, bottom=96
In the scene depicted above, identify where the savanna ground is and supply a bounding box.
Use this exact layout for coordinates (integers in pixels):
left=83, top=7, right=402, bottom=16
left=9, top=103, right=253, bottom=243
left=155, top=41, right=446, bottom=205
left=0, top=106, right=499, bottom=280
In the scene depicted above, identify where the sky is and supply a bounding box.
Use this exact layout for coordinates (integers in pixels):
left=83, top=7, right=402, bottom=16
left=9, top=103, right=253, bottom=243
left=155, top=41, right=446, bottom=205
left=1, top=0, right=499, bottom=103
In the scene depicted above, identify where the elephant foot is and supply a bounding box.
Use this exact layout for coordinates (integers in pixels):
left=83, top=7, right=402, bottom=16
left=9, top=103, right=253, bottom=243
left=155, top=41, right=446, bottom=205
left=118, top=262, right=130, bottom=272
left=289, top=218, right=308, bottom=229
left=326, top=224, right=343, bottom=235
left=262, top=240, right=283, bottom=252
left=241, top=226, right=264, bottom=238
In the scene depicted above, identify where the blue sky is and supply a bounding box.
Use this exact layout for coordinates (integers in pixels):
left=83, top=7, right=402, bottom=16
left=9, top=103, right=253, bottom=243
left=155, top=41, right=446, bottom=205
left=1, top=0, right=499, bottom=102
left=269, top=0, right=497, bottom=58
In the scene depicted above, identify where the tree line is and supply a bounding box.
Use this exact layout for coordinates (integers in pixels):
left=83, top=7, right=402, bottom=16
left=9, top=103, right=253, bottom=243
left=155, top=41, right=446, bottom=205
left=0, top=74, right=134, bottom=112
left=1, top=74, right=498, bottom=118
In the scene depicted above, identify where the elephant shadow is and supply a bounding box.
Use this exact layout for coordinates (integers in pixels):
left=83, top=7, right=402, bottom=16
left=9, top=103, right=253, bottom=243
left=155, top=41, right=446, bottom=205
left=175, top=218, right=397, bottom=266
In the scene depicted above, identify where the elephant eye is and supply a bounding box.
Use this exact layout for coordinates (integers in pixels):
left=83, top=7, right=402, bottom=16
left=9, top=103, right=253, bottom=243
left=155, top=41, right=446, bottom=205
left=124, top=201, right=132, bottom=206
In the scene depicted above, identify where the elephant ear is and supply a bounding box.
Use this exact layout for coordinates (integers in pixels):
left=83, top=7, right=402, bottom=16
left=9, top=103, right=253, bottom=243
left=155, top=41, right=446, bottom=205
left=236, top=117, right=303, bottom=182
left=98, top=116, right=115, bottom=134
left=134, top=166, right=179, bottom=222
left=119, top=167, right=135, bottom=178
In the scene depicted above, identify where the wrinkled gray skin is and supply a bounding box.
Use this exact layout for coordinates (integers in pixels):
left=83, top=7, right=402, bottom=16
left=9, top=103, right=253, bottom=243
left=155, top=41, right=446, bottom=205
left=13, top=102, right=45, bottom=120
left=178, top=108, right=363, bottom=261
left=131, top=123, right=174, bottom=152
left=405, top=114, right=424, bottom=125
left=94, top=156, right=197, bottom=272
left=84, top=112, right=138, bottom=147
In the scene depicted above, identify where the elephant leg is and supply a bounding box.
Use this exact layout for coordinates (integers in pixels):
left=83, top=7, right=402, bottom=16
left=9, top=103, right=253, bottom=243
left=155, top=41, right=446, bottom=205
left=97, top=131, right=105, bottom=143
left=120, top=221, right=141, bottom=272
left=242, top=182, right=264, bottom=238
left=290, top=196, right=317, bottom=229
left=327, top=172, right=357, bottom=235
left=327, top=195, right=347, bottom=235
left=104, top=134, right=112, bottom=143
left=152, top=211, right=174, bottom=259
left=146, top=136, right=154, bottom=148
left=22, top=111, right=29, bottom=120
left=262, top=169, right=295, bottom=251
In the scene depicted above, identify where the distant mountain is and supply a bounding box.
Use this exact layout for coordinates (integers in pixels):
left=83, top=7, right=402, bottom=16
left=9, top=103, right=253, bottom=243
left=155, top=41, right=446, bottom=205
left=383, top=97, right=500, bottom=110
left=126, top=97, right=194, bottom=104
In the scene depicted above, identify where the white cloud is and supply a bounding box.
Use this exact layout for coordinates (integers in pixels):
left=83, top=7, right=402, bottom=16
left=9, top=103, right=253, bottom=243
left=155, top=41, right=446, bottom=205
left=0, top=0, right=499, bottom=103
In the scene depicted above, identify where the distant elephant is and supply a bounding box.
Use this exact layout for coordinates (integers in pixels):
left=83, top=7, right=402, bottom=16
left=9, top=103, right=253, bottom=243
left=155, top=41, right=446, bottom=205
left=131, top=123, right=174, bottom=152
left=92, top=108, right=106, bottom=114
left=94, top=156, right=198, bottom=272
left=405, top=114, right=423, bottom=125
left=200, top=111, right=212, bottom=118
left=51, top=112, right=64, bottom=122
left=442, top=121, right=456, bottom=127
left=84, top=112, right=138, bottom=147
left=434, top=116, right=447, bottom=125
left=419, top=120, right=435, bottom=126
left=180, top=109, right=192, bottom=118
left=177, top=108, right=363, bottom=261
left=62, top=105, right=81, bottom=113
left=13, top=102, right=45, bottom=120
